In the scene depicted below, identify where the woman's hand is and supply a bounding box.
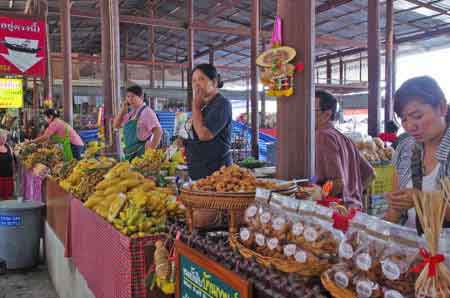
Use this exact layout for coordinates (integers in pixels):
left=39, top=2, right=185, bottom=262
left=193, top=87, right=205, bottom=110
left=385, top=188, right=418, bottom=210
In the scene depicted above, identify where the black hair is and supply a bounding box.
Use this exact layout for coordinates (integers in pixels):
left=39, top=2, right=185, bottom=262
left=44, top=109, right=60, bottom=119
left=192, top=63, right=224, bottom=89
left=315, top=90, right=337, bottom=121
left=394, top=76, right=446, bottom=117
left=385, top=120, right=399, bottom=134
left=126, top=85, right=143, bottom=97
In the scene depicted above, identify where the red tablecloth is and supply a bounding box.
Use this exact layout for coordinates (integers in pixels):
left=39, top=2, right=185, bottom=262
left=21, top=166, right=44, bottom=202
left=69, top=198, right=162, bottom=298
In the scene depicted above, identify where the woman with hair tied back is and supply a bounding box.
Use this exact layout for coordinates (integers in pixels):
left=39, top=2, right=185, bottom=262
left=385, top=76, right=450, bottom=233
left=185, top=63, right=232, bottom=180
left=26, top=109, right=84, bottom=161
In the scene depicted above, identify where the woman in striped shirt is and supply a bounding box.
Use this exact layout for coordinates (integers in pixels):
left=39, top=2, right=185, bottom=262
left=385, top=76, right=450, bottom=232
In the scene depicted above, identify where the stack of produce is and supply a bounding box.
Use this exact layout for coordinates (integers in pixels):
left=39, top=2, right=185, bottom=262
left=20, top=144, right=63, bottom=171
left=60, top=157, right=116, bottom=201
left=189, top=164, right=278, bottom=192
left=53, top=160, right=78, bottom=182
left=83, top=141, right=105, bottom=159
left=355, top=137, right=394, bottom=163
left=84, top=161, right=185, bottom=238
left=131, top=148, right=185, bottom=177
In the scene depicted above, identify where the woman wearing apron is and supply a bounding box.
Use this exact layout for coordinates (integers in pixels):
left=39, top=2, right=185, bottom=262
left=27, top=109, right=84, bottom=161
left=384, top=76, right=450, bottom=233
left=185, top=63, right=232, bottom=180
left=113, top=85, right=162, bottom=161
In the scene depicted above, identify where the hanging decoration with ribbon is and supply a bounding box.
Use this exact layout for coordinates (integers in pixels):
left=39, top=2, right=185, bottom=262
left=256, top=16, right=303, bottom=97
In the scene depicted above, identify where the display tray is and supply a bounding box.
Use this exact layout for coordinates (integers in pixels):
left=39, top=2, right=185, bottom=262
left=229, top=234, right=331, bottom=277
left=179, top=187, right=255, bottom=210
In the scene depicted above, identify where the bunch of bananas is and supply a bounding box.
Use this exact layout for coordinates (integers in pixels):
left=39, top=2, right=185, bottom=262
left=128, top=187, right=185, bottom=219
left=131, top=149, right=166, bottom=176
left=60, top=157, right=116, bottom=200
left=112, top=204, right=166, bottom=237
left=84, top=141, right=105, bottom=159
left=53, top=160, right=78, bottom=182
left=22, top=145, right=63, bottom=170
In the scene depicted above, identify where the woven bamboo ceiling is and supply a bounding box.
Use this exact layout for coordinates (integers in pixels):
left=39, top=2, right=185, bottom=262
left=2, top=0, right=450, bottom=82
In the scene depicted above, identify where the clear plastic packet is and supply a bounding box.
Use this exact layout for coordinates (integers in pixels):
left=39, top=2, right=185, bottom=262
left=254, top=232, right=267, bottom=254
left=327, top=263, right=356, bottom=290
left=239, top=227, right=254, bottom=248
left=301, top=217, right=343, bottom=259
left=268, top=193, right=291, bottom=240
left=338, top=228, right=366, bottom=265
left=352, top=233, right=388, bottom=281
left=379, top=242, right=421, bottom=298
left=353, top=273, right=383, bottom=298
left=244, top=188, right=272, bottom=231
left=266, top=236, right=284, bottom=258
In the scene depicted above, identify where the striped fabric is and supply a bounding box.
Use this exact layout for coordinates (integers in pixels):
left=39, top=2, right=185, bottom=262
left=393, top=126, right=450, bottom=189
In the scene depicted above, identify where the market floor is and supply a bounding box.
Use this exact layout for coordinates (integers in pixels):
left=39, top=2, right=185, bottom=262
left=0, top=265, right=58, bottom=298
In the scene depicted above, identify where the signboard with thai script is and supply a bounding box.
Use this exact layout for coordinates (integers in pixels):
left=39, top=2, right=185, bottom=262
left=0, top=215, right=22, bottom=226
left=176, top=241, right=251, bottom=298
left=0, top=16, right=46, bottom=78
left=0, top=78, right=23, bottom=108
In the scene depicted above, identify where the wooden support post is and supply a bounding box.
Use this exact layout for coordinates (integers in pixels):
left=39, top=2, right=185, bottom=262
left=246, top=76, right=250, bottom=123
left=250, top=0, right=260, bottom=159
left=277, top=0, right=315, bottom=179
left=368, top=0, right=381, bottom=137
left=61, top=0, right=73, bottom=125
left=186, top=0, right=194, bottom=111
left=384, top=0, right=394, bottom=123
left=101, top=0, right=121, bottom=155
left=161, top=66, right=165, bottom=88
left=149, top=2, right=156, bottom=109
left=326, top=58, right=332, bottom=84
left=260, top=35, right=266, bottom=128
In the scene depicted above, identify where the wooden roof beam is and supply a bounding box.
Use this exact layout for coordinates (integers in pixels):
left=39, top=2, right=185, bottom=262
left=404, top=0, right=450, bottom=17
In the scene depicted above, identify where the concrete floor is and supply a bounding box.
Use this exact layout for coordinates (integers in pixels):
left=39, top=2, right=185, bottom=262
left=0, top=265, right=58, bottom=298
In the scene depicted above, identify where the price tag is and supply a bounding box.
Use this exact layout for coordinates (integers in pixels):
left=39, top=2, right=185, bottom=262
left=255, top=233, right=265, bottom=246
left=245, top=206, right=258, bottom=218
left=334, top=271, right=349, bottom=288
left=384, top=290, right=403, bottom=298
left=240, top=228, right=250, bottom=241
left=283, top=244, right=296, bottom=257
left=267, top=238, right=279, bottom=250
left=382, top=260, right=401, bottom=281
left=356, top=281, right=373, bottom=298
left=356, top=253, right=372, bottom=271
left=292, top=222, right=304, bottom=236
left=256, top=188, right=271, bottom=201
left=260, top=212, right=272, bottom=224
left=272, top=217, right=286, bottom=231
left=338, top=242, right=354, bottom=260
left=294, top=250, right=307, bottom=263
left=304, top=227, right=318, bottom=242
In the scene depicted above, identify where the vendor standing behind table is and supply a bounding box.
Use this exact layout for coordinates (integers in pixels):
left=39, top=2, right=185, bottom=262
left=27, top=109, right=85, bottom=161
left=113, top=85, right=162, bottom=161
left=385, top=76, right=450, bottom=232
left=0, top=129, right=14, bottom=200
left=185, top=64, right=232, bottom=180
left=315, top=90, right=375, bottom=209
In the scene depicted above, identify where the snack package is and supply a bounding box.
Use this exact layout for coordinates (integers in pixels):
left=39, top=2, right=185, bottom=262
left=268, top=193, right=291, bottom=240
left=299, top=217, right=343, bottom=259
left=254, top=232, right=267, bottom=254
left=352, top=234, right=387, bottom=281
left=353, top=273, right=383, bottom=298
left=244, top=188, right=272, bottom=230
left=240, top=227, right=254, bottom=248
left=327, top=263, right=356, bottom=290
left=259, top=200, right=274, bottom=236
left=379, top=242, right=421, bottom=298
left=338, top=229, right=365, bottom=266
left=266, top=236, right=284, bottom=258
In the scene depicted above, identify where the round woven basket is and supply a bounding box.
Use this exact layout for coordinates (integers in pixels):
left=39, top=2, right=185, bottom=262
left=321, top=271, right=357, bottom=298
left=229, top=234, right=331, bottom=277
left=180, top=188, right=255, bottom=210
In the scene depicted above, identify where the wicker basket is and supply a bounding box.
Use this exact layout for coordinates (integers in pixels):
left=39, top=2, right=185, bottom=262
left=180, top=188, right=255, bottom=233
left=229, top=234, right=331, bottom=277
left=321, top=271, right=357, bottom=298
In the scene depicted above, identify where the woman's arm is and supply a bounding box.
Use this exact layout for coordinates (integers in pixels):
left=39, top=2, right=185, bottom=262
left=31, top=131, right=51, bottom=143
left=148, top=126, right=163, bottom=149
left=384, top=171, right=403, bottom=223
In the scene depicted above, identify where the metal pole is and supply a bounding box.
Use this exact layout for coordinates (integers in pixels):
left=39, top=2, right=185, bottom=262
left=186, top=0, right=194, bottom=111
left=368, top=0, right=381, bottom=137
left=277, top=0, right=315, bottom=179
left=61, top=0, right=73, bottom=125
left=250, top=0, right=260, bottom=159
left=339, top=55, right=344, bottom=85
left=384, top=0, right=394, bottom=123
left=326, top=58, right=332, bottom=84
left=123, top=25, right=129, bottom=89
left=101, top=0, right=121, bottom=155
left=44, top=3, right=53, bottom=101
left=149, top=2, right=156, bottom=109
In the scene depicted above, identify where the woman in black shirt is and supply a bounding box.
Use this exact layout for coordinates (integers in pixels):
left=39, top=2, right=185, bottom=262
left=185, top=64, right=233, bottom=180
left=0, top=129, right=14, bottom=199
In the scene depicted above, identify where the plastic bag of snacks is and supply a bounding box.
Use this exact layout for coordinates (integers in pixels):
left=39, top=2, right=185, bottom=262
left=353, top=273, right=383, bottom=298
left=327, top=262, right=356, bottom=290
left=244, top=188, right=272, bottom=231
left=239, top=227, right=254, bottom=248
left=268, top=193, right=293, bottom=241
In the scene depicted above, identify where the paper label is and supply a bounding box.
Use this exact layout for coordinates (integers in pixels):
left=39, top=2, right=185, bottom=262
left=304, top=227, right=318, bottom=242
left=267, top=238, right=279, bottom=250
left=255, top=233, right=265, bottom=246
left=356, top=281, right=373, bottom=298
left=292, top=222, right=304, bottom=236
left=240, top=228, right=250, bottom=241
left=283, top=244, right=296, bottom=257
left=273, top=217, right=286, bottom=231
left=260, top=212, right=272, bottom=224
left=356, top=253, right=372, bottom=271
left=334, top=271, right=349, bottom=288
left=339, top=242, right=354, bottom=260
left=294, top=250, right=307, bottom=263
left=384, top=290, right=403, bottom=298
left=382, top=260, right=401, bottom=281
left=256, top=188, right=271, bottom=200
left=245, top=206, right=258, bottom=218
